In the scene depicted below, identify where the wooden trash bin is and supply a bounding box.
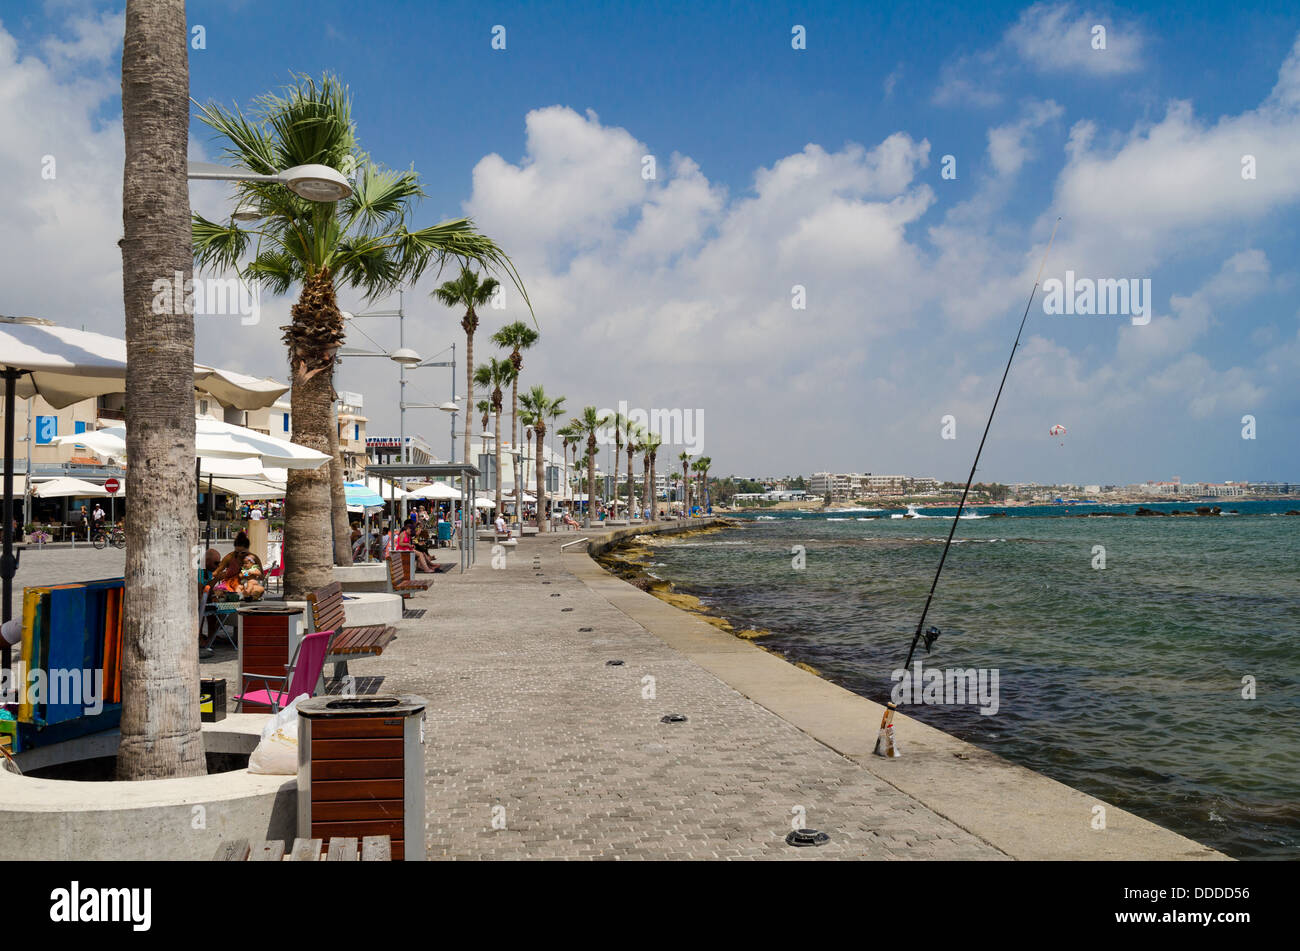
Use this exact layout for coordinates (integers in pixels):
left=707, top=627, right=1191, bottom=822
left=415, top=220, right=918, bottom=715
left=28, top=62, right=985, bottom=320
left=236, top=603, right=308, bottom=713
left=296, top=696, right=427, bottom=861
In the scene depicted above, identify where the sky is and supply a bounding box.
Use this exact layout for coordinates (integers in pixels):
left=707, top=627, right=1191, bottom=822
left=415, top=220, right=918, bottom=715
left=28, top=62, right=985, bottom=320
left=1, top=0, right=1298, bottom=484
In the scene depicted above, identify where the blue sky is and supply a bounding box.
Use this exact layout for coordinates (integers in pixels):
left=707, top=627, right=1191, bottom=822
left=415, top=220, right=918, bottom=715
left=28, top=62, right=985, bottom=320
left=2, top=0, right=1299, bottom=483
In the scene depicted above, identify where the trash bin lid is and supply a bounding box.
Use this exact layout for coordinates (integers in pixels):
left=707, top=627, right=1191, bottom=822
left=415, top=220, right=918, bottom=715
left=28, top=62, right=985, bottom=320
left=297, top=695, right=426, bottom=718
left=236, top=601, right=303, bottom=614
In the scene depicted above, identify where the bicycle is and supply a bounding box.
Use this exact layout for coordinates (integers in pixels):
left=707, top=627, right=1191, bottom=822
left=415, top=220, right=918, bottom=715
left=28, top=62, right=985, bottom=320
left=92, top=526, right=126, bottom=550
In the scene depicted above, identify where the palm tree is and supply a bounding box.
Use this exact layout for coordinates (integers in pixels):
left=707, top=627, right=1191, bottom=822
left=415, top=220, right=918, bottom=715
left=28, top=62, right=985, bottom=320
left=474, top=358, right=514, bottom=518
left=642, top=432, right=662, bottom=522
left=598, top=411, right=625, bottom=519
left=557, top=421, right=579, bottom=518
left=192, top=73, right=527, bottom=598
left=476, top=398, right=492, bottom=437
left=625, top=421, right=644, bottom=520
left=693, top=457, right=712, bottom=514
left=679, top=451, right=692, bottom=519
left=432, top=267, right=499, bottom=469
left=117, top=0, right=205, bottom=780
left=491, top=321, right=539, bottom=504
left=520, top=386, right=564, bottom=533
left=574, top=407, right=603, bottom=528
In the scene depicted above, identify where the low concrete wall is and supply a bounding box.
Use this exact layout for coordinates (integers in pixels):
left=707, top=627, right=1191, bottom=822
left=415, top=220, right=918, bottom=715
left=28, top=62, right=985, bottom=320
left=0, top=715, right=296, bottom=861
left=334, top=563, right=390, bottom=593
left=586, top=517, right=722, bottom=557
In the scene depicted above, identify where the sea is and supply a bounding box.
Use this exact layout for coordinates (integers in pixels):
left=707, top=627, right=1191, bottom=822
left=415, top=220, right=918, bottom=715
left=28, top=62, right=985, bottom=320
left=635, top=500, right=1300, bottom=859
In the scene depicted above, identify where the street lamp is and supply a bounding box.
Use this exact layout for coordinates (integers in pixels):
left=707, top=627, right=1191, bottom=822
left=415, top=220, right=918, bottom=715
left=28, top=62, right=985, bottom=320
left=187, top=161, right=353, bottom=202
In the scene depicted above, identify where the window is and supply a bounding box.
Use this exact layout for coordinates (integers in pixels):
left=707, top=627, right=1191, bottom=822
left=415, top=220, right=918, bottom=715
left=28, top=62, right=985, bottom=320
left=354, top=424, right=359, bottom=441
left=282, top=413, right=290, bottom=432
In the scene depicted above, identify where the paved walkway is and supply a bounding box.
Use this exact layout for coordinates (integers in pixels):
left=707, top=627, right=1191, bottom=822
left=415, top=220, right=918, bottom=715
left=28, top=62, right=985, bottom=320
left=378, top=529, right=1005, bottom=859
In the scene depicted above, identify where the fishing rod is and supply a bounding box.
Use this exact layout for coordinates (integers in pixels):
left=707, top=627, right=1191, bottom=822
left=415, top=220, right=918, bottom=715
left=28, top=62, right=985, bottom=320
left=901, top=217, right=1062, bottom=672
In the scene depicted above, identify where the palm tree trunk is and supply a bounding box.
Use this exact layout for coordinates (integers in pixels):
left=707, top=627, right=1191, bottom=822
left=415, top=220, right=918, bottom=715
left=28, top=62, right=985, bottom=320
left=329, top=400, right=352, bottom=566
left=627, top=447, right=634, bottom=520
left=642, top=454, right=650, bottom=519
left=283, top=271, right=340, bottom=600
left=586, top=440, right=595, bottom=528
left=510, top=374, right=519, bottom=521
left=493, top=407, right=503, bottom=518
left=535, top=427, right=547, bottom=533
left=648, top=454, right=657, bottom=521
left=117, top=0, right=206, bottom=779
left=463, top=330, right=474, bottom=467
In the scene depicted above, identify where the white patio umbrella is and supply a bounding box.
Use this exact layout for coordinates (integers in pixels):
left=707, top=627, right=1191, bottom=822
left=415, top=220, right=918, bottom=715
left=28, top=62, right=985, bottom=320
left=474, top=497, right=496, bottom=509
left=406, top=481, right=462, bottom=501
left=56, top=419, right=328, bottom=470
left=32, top=477, right=121, bottom=498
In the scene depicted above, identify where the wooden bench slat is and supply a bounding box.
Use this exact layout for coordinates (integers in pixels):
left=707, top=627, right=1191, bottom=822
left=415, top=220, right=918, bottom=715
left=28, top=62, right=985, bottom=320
left=326, top=837, right=359, bottom=861
left=248, top=840, right=286, bottom=862
left=212, top=838, right=250, bottom=861
left=361, top=835, right=392, bottom=861
left=289, top=837, right=322, bottom=861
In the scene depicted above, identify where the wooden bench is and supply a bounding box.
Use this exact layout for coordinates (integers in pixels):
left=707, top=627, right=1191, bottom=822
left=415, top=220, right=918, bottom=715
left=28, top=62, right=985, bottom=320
left=387, top=552, right=431, bottom=598
left=306, top=581, right=396, bottom=680
left=212, top=836, right=392, bottom=861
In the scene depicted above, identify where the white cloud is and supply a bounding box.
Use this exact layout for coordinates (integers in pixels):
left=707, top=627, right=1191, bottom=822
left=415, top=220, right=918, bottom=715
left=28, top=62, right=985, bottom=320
left=1005, top=2, right=1144, bottom=75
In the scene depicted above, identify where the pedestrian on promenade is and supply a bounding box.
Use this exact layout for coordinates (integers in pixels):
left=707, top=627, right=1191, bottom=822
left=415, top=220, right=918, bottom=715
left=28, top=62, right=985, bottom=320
left=78, top=505, right=90, bottom=541
left=92, top=503, right=105, bottom=530
left=249, top=502, right=264, bottom=521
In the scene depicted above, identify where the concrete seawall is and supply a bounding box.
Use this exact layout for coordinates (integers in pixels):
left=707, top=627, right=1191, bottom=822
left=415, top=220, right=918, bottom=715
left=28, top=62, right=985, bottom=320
left=577, top=519, right=1225, bottom=860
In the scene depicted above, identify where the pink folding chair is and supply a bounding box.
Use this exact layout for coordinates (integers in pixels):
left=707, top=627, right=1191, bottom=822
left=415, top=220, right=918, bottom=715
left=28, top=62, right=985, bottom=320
left=233, top=630, right=337, bottom=713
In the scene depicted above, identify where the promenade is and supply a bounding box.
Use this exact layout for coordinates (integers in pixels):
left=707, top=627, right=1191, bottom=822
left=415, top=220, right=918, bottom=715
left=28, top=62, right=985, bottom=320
left=10, top=523, right=1224, bottom=860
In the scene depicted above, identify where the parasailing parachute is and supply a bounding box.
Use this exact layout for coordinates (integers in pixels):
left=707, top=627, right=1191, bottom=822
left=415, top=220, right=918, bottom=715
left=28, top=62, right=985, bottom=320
left=1049, top=423, right=1067, bottom=446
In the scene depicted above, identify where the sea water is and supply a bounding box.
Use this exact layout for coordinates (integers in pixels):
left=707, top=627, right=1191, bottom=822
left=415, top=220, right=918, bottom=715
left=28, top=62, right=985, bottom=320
left=641, top=502, right=1300, bottom=859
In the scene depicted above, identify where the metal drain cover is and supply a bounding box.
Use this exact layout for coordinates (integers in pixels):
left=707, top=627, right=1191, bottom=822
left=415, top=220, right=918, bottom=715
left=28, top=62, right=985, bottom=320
left=785, top=829, right=830, bottom=847
left=606, top=659, right=624, bottom=666
left=660, top=713, right=688, bottom=723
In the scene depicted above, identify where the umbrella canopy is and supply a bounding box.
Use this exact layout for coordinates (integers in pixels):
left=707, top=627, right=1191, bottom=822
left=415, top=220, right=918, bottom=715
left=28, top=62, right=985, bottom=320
left=474, top=497, right=496, bottom=509
left=0, top=316, right=288, bottom=410
left=32, top=477, right=120, bottom=499
left=358, top=474, right=411, bottom=499
left=208, top=478, right=286, bottom=501
left=405, top=481, right=462, bottom=501
left=345, top=482, right=385, bottom=508
left=55, top=418, right=329, bottom=471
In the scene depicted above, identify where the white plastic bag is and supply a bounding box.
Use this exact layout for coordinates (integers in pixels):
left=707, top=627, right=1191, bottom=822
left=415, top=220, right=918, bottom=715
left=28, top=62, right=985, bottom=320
left=247, top=693, right=309, bottom=775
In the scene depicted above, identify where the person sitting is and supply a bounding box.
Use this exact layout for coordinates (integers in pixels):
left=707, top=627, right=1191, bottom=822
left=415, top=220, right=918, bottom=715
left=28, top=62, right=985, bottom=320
left=494, top=513, right=512, bottom=539
left=394, top=521, right=437, bottom=573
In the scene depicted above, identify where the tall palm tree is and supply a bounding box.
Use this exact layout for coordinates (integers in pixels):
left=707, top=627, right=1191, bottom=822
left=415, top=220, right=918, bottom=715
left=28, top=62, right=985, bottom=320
left=625, top=421, right=644, bottom=520
left=642, top=432, right=662, bottom=522
left=574, top=407, right=603, bottom=528
left=520, top=386, right=564, bottom=533
left=699, top=456, right=713, bottom=512
left=192, top=74, right=526, bottom=597
left=474, top=358, right=514, bottom=518
left=117, top=0, right=205, bottom=780
left=693, top=457, right=712, bottom=514
left=491, top=321, right=539, bottom=506
left=432, top=267, right=499, bottom=469
left=598, top=411, right=625, bottom=519
left=476, top=398, right=492, bottom=437
left=679, top=451, right=692, bottom=519
left=557, top=421, right=579, bottom=517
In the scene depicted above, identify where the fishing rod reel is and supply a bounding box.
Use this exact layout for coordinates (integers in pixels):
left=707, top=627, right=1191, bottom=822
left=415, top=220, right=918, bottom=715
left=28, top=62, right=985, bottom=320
left=921, top=626, right=941, bottom=653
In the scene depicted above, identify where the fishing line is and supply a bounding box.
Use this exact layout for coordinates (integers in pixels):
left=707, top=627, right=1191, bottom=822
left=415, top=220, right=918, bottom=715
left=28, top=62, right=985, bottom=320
left=902, top=216, right=1061, bottom=671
